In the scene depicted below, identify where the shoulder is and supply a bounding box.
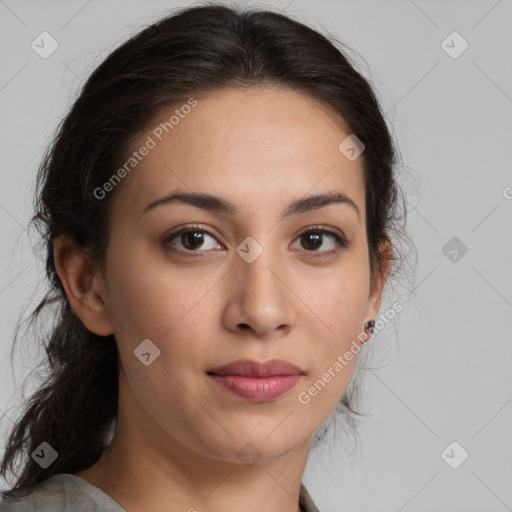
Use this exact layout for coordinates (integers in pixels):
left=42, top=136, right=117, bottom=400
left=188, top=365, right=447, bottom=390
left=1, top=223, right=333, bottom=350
left=0, top=473, right=125, bottom=512
left=1, top=476, right=319, bottom=512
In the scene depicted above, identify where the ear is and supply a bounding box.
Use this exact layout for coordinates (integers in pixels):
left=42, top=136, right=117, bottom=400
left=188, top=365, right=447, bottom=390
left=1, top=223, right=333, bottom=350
left=362, top=237, right=392, bottom=335
left=53, top=235, right=114, bottom=336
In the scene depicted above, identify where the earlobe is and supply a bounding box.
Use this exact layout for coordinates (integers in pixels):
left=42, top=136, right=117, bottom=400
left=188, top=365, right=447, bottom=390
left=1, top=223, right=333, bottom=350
left=53, top=235, right=114, bottom=336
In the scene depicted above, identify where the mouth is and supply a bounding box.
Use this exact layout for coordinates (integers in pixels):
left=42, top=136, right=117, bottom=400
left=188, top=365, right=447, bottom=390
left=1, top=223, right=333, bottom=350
left=206, top=359, right=305, bottom=402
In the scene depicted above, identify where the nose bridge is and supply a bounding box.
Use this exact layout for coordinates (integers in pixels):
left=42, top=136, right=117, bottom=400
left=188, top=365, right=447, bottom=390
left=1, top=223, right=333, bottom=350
left=228, top=238, right=294, bottom=334
left=237, top=242, right=285, bottom=302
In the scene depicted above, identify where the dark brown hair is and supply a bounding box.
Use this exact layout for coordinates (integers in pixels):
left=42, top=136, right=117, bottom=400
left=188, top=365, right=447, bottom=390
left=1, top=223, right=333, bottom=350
left=0, top=1, right=412, bottom=495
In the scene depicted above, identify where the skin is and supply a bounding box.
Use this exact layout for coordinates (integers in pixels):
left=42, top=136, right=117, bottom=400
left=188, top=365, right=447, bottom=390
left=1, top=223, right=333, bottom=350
left=54, top=86, right=390, bottom=512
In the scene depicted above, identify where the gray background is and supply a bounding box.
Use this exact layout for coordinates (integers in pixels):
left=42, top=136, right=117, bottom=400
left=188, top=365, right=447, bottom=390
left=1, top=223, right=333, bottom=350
left=1, top=0, right=511, bottom=511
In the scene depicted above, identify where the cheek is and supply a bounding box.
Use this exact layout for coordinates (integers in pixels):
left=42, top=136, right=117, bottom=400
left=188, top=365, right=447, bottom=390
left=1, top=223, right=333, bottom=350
left=104, top=248, right=221, bottom=397
left=305, top=262, right=370, bottom=336
left=104, top=241, right=217, bottom=340
left=298, top=263, right=369, bottom=392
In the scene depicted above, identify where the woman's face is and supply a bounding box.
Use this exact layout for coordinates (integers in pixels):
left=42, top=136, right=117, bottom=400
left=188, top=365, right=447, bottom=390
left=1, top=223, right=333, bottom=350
left=94, top=86, right=386, bottom=464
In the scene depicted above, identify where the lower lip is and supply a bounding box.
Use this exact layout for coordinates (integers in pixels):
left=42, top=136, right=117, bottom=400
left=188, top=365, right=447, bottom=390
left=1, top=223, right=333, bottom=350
left=208, top=374, right=302, bottom=402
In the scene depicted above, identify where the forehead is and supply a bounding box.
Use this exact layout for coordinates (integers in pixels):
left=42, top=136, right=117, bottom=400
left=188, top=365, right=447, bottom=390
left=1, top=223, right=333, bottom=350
left=110, top=86, right=366, bottom=222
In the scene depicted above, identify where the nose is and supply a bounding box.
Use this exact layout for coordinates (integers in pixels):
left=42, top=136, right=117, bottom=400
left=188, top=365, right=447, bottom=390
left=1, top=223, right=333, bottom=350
left=221, top=247, right=297, bottom=340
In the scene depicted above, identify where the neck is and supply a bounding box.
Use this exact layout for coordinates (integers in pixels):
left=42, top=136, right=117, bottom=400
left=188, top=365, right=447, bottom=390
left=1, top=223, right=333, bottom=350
left=76, top=385, right=311, bottom=512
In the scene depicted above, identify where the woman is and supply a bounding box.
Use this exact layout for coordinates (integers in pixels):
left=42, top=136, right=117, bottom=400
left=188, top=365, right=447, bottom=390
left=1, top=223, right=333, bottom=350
left=0, top=3, right=409, bottom=511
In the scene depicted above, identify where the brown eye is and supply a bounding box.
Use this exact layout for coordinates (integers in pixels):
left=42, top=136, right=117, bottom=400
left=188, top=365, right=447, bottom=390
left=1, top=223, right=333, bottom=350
left=164, top=226, right=224, bottom=254
left=300, top=231, right=323, bottom=251
left=291, top=228, right=348, bottom=254
left=180, top=230, right=207, bottom=250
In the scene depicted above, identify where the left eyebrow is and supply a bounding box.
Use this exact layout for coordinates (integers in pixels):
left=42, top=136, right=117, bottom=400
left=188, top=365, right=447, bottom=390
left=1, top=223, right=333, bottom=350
left=142, top=190, right=360, bottom=221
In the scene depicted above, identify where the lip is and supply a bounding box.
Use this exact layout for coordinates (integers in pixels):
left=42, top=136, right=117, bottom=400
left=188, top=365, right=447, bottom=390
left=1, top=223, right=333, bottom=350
left=208, top=359, right=304, bottom=377
left=207, top=359, right=305, bottom=402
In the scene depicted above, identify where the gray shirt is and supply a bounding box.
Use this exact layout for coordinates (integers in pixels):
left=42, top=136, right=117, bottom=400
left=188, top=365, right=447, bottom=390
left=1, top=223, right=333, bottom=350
left=0, top=473, right=320, bottom=511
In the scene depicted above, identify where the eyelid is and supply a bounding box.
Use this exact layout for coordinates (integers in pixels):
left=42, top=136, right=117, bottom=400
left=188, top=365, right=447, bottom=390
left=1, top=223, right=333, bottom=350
left=163, top=223, right=349, bottom=255
left=294, top=224, right=347, bottom=242
left=163, top=223, right=224, bottom=251
left=292, top=224, right=349, bottom=254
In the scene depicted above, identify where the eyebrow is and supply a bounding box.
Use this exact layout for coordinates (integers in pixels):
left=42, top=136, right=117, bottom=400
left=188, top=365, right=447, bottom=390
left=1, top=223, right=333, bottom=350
left=142, top=190, right=360, bottom=220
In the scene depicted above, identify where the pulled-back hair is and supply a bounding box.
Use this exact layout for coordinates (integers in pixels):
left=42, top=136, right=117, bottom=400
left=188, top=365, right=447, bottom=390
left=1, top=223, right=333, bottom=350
left=0, top=1, right=412, bottom=495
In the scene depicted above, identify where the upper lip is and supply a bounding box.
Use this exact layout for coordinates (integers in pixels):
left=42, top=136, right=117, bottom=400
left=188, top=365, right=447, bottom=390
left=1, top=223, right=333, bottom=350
left=207, top=359, right=304, bottom=377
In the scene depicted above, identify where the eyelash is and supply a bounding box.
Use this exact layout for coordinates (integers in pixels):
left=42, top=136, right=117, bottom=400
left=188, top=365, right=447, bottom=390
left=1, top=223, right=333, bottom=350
left=163, top=224, right=349, bottom=258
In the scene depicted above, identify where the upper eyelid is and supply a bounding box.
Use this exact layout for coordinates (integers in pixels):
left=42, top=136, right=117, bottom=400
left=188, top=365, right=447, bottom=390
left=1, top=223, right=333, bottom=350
left=164, top=224, right=345, bottom=248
